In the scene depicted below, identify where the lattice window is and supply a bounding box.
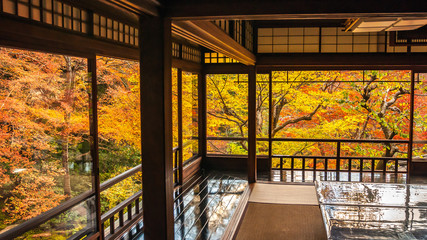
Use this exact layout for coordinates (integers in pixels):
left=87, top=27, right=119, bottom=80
left=172, top=42, right=180, bottom=58
left=213, top=20, right=229, bottom=34
left=93, top=13, right=138, bottom=47
left=321, top=27, right=381, bottom=53
left=245, top=21, right=254, bottom=52
left=234, top=20, right=243, bottom=45
left=1, top=0, right=89, bottom=34
left=1, top=0, right=138, bottom=47
left=181, top=44, right=201, bottom=63
left=204, top=52, right=238, bottom=64
left=258, top=27, right=320, bottom=53
left=257, top=27, right=427, bottom=53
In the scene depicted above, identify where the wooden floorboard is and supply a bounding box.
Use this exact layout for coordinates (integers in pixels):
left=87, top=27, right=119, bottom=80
left=235, top=203, right=327, bottom=240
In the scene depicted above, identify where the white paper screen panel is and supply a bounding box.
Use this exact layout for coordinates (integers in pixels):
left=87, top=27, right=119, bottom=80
left=258, top=27, right=427, bottom=53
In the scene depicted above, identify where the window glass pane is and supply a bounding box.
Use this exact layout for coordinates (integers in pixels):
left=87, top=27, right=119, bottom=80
left=269, top=70, right=410, bottom=172
left=182, top=71, right=198, bottom=161
left=96, top=56, right=141, bottom=214
left=0, top=47, right=91, bottom=231
left=413, top=73, right=427, bottom=160
left=18, top=196, right=97, bottom=239
left=207, top=74, right=248, bottom=155
left=172, top=68, right=178, bottom=148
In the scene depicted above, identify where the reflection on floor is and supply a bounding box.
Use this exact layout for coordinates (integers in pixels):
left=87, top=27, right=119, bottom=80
left=316, top=181, right=427, bottom=239
left=133, top=172, right=248, bottom=240
left=173, top=172, right=248, bottom=240
left=258, top=170, right=408, bottom=183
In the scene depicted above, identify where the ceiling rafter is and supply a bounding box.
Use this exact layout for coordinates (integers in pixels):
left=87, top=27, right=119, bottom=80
left=172, top=20, right=256, bottom=65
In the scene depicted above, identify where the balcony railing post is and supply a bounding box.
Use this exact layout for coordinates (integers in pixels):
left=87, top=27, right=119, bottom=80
left=248, top=66, right=257, bottom=183
left=178, top=68, right=183, bottom=186
left=336, top=141, right=341, bottom=181
left=408, top=70, right=415, bottom=183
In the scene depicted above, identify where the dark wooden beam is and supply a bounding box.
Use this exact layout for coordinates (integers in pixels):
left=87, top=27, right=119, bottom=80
left=203, top=63, right=253, bottom=74
left=248, top=67, right=257, bottom=183
left=61, top=0, right=139, bottom=26
left=105, top=0, right=160, bottom=17
left=166, top=0, right=427, bottom=20
left=172, top=58, right=202, bottom=72
left=140, top=16, right=174, bottom=240
left=256, top=53, right=427, bottom=70
left=0, top=15, right=139, bottom=60
left=172, top=20, right=256, bottom=65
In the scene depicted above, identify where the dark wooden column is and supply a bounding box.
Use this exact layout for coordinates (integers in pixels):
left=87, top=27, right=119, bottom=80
left=408, top=70, right=415, bottom=183
left=140, top=16, right=174, bottom=240
left=248, top=67, right=257, bottom=183
left=88, top=56, right=102, bottom=239
left=199, top=70, right=207, bottom=158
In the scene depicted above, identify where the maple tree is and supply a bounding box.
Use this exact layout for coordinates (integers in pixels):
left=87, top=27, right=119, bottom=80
left=206, top=70, right=425, bottom=171
left=0, top=47, right=90, bottom=227
left=96, top=56, right=141, bottom=214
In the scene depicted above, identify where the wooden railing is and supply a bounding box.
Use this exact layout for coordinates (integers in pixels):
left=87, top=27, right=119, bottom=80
left=173, top=146, right=181, bottom=187
left=0, top=145, right=197, bottom=240
left=100, top=164, right=143, bottom=240
left=207, top=136, right=412, bottom=180
left=268, top=138, right=409, bottom=177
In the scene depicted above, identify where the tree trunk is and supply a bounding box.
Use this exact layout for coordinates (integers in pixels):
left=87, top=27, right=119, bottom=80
left=62, top=138, right=71, bottom=198
left=61, top=56, right=74, bottom=199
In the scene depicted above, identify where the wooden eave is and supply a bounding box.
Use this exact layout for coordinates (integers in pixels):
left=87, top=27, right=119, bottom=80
left=172, top=20, right=256, bottom=65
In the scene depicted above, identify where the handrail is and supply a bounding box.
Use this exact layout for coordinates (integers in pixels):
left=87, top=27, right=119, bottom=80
left=173, top=146, right=179, bottom=153
left=208, top=136, right=409, bottom=143
left=0, top=191, right=94, bottom=240
left=267, top=138, right=409, bottom=143
left=100, top=164, right=142, bottom=192
left=101, top=190, right=143, bottom=222
left=207, top=136, right=248, bottom=141
left=271, top=155, right=408, bottom=160
left=1, top=146, right=180, bottom=240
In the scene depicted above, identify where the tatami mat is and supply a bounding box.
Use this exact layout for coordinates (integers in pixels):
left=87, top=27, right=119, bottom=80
left=249, top=183, right=318, bottom=205
left=235, top=203, right=327, bottom=240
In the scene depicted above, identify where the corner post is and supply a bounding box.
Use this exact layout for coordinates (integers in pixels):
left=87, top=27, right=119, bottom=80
left=248, top=67, right=257, bottom=183
left=140, top=15, right=174, bottom=240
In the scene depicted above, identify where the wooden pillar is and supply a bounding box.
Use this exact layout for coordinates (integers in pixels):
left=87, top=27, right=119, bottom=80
left=408, top=70, right=415, bottom=183
left=88, top=56, right=102, bottom=239
left=178, top=69, right=183, bottom=185
left=248, top=67, right=257, bottom=183
left=140, top=16, right=174, bottom=240
left=199, top=70, right=207, bottom=158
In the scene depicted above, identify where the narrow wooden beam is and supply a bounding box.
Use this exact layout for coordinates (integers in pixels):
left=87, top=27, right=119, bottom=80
left=172, top=58, right=202, bottom=73
left=248, top=67, right=257, bottom=183
left=140, top=16, right=174, bottom=240
left=166, top=0, right=427, bottom=20
left=256, top=53, right=427, bottom=70
left=104, top=0, right=160, bottom=16
left=172, top=20, right=256, bottom=65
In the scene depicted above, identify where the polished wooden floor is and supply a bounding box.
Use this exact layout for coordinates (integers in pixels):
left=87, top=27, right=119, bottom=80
left=235, top=183, right=327, bottom=240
